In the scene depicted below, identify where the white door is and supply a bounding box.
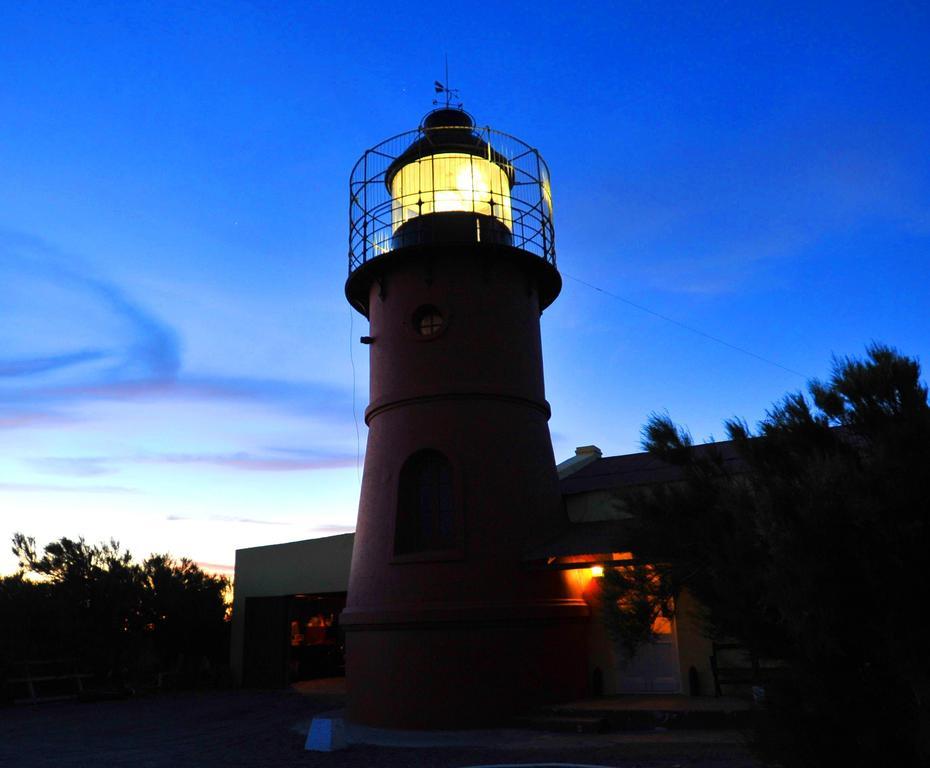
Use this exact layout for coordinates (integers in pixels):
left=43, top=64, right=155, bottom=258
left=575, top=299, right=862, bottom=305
left=615, top=613, right=681, bottom=693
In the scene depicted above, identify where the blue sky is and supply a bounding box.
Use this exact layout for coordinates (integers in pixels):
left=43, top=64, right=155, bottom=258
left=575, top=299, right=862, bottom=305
left=2, top=1, right=928, bottom=575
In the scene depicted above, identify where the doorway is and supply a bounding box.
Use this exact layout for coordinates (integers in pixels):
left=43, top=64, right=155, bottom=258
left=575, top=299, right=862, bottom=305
left=615, top=612, right=681, bottom=693
left=241, top=591, right=346, bottom=688
left=286, top=592, right=346, bottom=682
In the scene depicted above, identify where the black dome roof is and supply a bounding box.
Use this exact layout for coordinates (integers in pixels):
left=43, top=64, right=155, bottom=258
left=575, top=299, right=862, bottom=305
left=385, top=109, right=511, bottom=188
left=421, top=107, right=475, bottom=129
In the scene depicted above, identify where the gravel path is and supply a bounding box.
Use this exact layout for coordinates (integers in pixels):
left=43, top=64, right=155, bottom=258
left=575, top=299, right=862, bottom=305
left=0, top=688, right=760, bottom=768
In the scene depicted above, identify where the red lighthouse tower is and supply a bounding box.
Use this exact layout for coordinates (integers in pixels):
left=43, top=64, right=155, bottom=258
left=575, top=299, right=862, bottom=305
left=341, top=105, right=588, bottom=728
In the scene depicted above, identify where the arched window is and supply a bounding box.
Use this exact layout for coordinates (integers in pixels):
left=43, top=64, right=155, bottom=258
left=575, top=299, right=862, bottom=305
left=396, top=450, right=455, bottom=555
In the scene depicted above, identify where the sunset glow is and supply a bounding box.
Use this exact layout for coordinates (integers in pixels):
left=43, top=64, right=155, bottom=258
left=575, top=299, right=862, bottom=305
left=2, top=2, right=927, bottom=576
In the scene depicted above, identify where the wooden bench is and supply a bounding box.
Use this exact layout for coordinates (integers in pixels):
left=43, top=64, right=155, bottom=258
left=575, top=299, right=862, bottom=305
left=6, top=659, right=94, bottom=704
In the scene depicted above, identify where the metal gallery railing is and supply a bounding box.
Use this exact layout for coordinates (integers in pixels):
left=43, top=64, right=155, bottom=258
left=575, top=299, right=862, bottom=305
left=348, top=124, right=556, bottom=274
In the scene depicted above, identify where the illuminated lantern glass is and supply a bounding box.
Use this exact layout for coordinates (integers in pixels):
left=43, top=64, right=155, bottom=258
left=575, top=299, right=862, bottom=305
left=390, top=152, right=513, bottom=232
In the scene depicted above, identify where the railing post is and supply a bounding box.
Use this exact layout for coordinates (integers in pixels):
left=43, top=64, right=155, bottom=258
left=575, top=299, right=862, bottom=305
left=363, top=154, right=372, bottom=264
left=535, top=151, right=547, bottom=259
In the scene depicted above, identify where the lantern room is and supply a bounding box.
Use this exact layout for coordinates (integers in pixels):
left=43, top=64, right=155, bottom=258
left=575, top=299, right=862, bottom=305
left=346, top=107, right=559, bottom=316
left=386, top=108, right=514, bottom=234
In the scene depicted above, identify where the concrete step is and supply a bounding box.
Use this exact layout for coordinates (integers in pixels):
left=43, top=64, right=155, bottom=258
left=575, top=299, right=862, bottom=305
left=514, top=714, right=608, bottom=733
left=526, top=696, right=755, bottom=732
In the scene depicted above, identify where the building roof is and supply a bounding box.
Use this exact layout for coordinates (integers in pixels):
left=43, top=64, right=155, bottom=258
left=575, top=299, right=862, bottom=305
left=531, top=441, right=746, bottom=563
left=524, top=520, right=635, bottom=562
left=559, top=440, right=744, bottom=495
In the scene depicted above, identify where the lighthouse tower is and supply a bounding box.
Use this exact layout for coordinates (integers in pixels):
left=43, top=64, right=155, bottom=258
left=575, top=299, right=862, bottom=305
left=341, top=105, right=588, bottom=728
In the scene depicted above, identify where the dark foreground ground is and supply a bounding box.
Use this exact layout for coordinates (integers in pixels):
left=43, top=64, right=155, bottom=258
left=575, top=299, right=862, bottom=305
left=0, top=686, right=761, bottom=768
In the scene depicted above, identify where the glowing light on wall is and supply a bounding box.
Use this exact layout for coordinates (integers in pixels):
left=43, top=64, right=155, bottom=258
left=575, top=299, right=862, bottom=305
left=590, top=565, right=604, bottom=578
left=391, top=153, right=513, bottom=231
left=651, top=614, right=673, bottom=635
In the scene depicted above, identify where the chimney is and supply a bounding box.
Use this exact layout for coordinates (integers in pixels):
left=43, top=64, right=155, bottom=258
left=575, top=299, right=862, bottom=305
left=556, top=445, right=603, bottom=479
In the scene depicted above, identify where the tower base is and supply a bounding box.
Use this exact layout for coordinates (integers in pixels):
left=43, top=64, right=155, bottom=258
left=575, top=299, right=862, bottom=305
left=343, top=604, right=589, bottom=729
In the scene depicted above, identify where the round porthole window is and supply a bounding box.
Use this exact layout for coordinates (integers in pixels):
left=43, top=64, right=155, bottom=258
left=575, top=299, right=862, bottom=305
left=412, top=305, right=444, bottom=337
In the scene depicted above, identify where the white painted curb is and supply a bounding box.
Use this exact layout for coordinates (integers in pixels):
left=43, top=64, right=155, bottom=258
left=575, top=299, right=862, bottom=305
left=305, top=717, right=346, bottom=751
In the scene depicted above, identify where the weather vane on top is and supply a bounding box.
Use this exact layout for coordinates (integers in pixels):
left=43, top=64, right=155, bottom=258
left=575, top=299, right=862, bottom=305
left=433, top=56, right=462, bottom=109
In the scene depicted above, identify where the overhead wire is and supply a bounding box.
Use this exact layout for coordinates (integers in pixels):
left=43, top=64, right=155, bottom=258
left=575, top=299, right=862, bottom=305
left=560, top=270, right=809, bottom=380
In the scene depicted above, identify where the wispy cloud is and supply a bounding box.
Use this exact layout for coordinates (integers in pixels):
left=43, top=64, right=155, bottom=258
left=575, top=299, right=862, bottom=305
left=195, top=561, right=235, bottom=575
left=0, top=230, right=352, bottom=429
left=19, top=375, right=353, bottom=421
left=210, top=514, right=289, bottom=526
left=0, top=350, right=110, bottom=378
left=590, top=121, right=930, bottom=298
left=312, top=524, right=356, bottom=534
left=26, top=447, right=357, bottom=479
left=0, top=233, right=180, bottom=428
left=620, top=227, right=810, bottom=296
left=0, top=482, right=137, bottom=494
left=0, top=232, right=180, bottom=382
left=0, top=411, right=82, bottom=430
left=166, top=514, right=290, bottom=526
left=141, top=451, right=356, bottom=472
left=26, top=457, right=114, bottom=477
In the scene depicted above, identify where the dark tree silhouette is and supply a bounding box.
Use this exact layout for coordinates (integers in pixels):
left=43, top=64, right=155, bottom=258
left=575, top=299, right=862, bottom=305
left=2, top=536, right=229, bottom=695
left=140, top=554, right=230, bottom=683
left=607, top=344, right=930, bottom=767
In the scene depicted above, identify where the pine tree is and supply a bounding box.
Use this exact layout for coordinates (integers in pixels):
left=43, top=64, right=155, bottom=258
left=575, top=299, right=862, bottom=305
left=609, top=344, right=930, bottom=766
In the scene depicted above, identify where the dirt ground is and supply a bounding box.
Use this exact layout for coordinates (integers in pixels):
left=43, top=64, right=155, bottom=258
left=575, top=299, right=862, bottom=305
left=0, top=687, right=761, bottom=768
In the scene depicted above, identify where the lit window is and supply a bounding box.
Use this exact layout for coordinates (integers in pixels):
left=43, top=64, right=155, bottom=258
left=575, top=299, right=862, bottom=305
left=391, top=152, right=513, bottom=232
left=396, top=450, right=454, bottom=555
